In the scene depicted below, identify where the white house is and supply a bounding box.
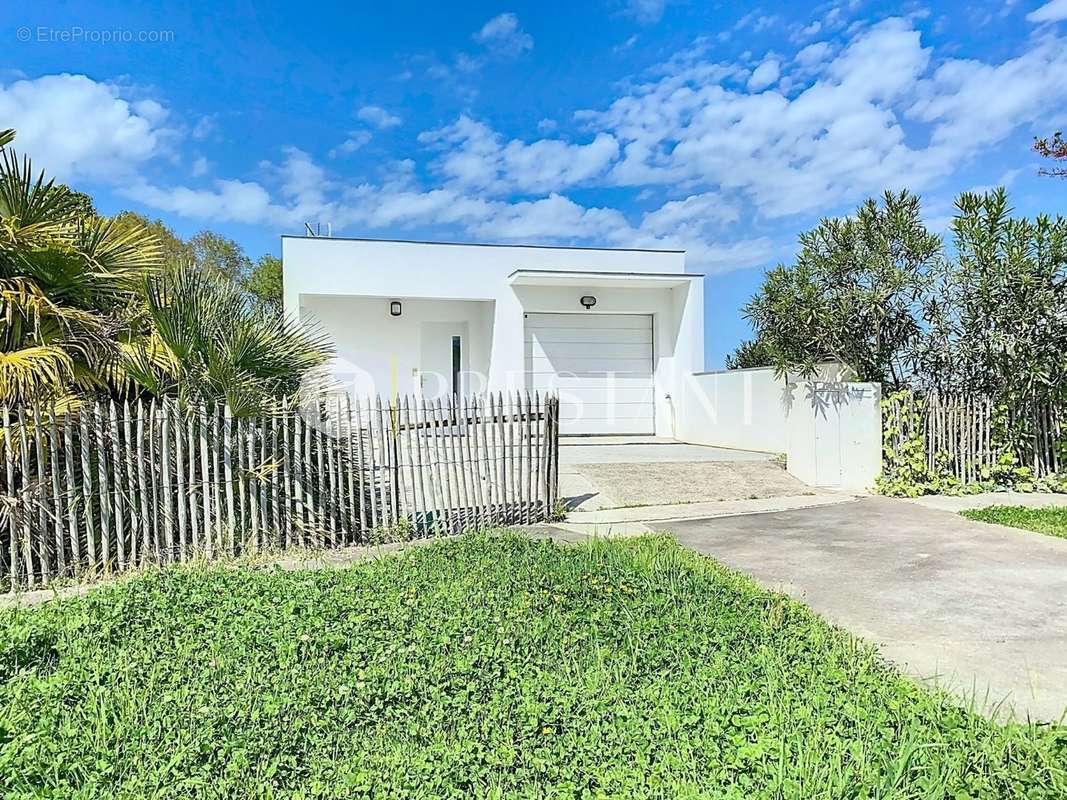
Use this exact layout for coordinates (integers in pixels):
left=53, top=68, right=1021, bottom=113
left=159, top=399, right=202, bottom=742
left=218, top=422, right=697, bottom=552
left=282, top=235, right=705, bottom=436
left=282, top=233, right=883, bottom=489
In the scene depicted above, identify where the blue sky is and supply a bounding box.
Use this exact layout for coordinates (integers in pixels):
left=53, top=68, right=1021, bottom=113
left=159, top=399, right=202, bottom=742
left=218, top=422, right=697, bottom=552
left=4, top=0, right=1067, bottom=367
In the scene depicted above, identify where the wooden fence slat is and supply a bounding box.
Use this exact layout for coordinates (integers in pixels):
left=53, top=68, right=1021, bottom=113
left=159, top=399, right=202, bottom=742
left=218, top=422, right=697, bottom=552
left=304, top=403, right=319, bottom=545
left=79, top=407, right=96, bottom=569
left=430, top=397, right=451, bottom=533
left=122, top=402, right=139, bottom=567
left=400, top=396, right=418, bottom=530
left=354, top=399, right=372, bottom=536
left=334, top=396, right=350, bottom=543
left=235, top=414, right=247, bottom=546
left=199, top=405, right=212, bottom=558
left=48, top=407, right=67, bottom=579
left=475, top=395, right=491, bottom=524
left=323, top=404, right=338, bottom=545
left=352, top=398, right=369, bottom=541
left=106, top=401, right=126, bottom=570
left=421, top=397, right=443, bottom=534
left=160, top=401, right=175, bottom=562
left=247, top=415, right=259, bottom=552
left=94, top=402, right=113, bottom=571
left=4, top=408, right=18, bottom=588
left=174, top=405, right=187, bottom=559
left=63, top=410, right=79, bottom=576
left=135, top=403, right=151, bottom=562
left=280, top=403, right=295, bottom=548
left=492, top=394, right=505, bottom=520
left=375, top=395, right=390, bottom=530
left=261, top=411, right=271, bottom=544
left=459, top=395, right=478, bottom=530
left=17, top=409, right=35, bottom=587
left=223, top=405, right=235, bottom=553
left=187, top=410, right=200, bottom=554
left=292, top=406, right=306, bottom=546
left=32, top=406, right=52, bottom=584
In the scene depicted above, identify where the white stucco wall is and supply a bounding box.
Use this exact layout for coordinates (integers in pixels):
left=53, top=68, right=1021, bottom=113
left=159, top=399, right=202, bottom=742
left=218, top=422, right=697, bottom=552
left=677, top=365, right=882, bottom=490
left=283, top=237, right=703, bottom=435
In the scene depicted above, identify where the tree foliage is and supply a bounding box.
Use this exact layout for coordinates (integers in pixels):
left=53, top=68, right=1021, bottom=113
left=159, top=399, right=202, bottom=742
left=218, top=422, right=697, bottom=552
left=246, top=254, right=283, bottom=313
left=1033, top=131, right=1067, bottom=178
left=743, top=187, right=1067, bottom=404
left=724, top=338, right=776, bottom=370
left=0, top=129, right=316, bottom=412
left=0, top=131, right=162, bottom=405
left=111, top=212, right=283, bottom=310
left=122, top=264, right=332, bottom=415
left=917, top=189, right=1067, bottom=401
left=743, top=190, right=941, bottom=387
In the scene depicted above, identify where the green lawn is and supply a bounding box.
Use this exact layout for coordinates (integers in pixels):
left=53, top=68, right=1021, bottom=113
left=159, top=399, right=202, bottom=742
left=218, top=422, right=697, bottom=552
left=1, top=534, right=1064, bottom=798
left=961, top=504, right=1067, bottom=540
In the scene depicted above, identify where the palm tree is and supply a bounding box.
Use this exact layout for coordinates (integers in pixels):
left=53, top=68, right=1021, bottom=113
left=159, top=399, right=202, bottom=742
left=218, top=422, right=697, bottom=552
left=122, top=263, right=333, bottom=416
left=0, top=129, right=163, bottom=407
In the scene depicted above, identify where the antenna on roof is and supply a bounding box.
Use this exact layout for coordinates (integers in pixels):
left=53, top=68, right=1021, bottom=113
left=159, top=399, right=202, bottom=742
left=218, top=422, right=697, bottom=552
left=303, top=222, right=333, bottom=237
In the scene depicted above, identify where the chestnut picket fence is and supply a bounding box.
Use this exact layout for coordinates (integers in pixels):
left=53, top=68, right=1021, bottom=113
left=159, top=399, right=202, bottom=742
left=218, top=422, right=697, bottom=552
left=884, top=391, right=1064, bottom=483
left=0, top=392, right=560, bottom=591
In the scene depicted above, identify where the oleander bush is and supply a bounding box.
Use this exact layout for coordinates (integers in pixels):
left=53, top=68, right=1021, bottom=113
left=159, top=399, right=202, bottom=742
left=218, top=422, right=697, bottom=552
left=1, top=534, right=1064, bottom=798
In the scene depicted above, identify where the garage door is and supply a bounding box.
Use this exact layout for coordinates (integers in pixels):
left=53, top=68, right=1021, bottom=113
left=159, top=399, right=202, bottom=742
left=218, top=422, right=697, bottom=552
left=524, top=313, right=654, bottom=435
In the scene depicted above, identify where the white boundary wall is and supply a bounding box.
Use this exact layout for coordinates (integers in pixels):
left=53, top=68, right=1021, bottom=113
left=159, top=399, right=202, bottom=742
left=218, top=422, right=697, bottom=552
left=675, top=365, right=882, bottom=490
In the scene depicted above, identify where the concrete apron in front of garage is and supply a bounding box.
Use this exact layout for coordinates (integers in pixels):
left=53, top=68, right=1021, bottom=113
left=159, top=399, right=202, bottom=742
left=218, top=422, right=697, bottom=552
left=557, top=436, right=858, bottom=536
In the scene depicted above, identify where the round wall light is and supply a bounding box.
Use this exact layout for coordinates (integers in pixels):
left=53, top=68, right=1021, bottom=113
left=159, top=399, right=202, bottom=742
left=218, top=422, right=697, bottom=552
left=580, top=295, right=597, bottom=309
left=389, top=300, right=402, bottom=317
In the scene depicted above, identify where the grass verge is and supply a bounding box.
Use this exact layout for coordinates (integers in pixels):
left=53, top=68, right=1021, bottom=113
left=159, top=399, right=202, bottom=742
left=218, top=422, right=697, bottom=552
left=961, top=504, right=1067, bottom=540
left=1, top=533, right=1064, bottom=798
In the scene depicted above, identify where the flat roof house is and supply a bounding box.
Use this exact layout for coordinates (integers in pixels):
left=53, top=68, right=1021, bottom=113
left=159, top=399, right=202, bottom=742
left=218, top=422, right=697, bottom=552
left=282, top=236, right=705, bottom=436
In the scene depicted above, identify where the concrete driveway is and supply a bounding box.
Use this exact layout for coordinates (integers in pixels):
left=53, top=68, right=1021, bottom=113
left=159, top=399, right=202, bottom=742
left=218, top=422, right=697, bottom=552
left=652, top=496, right=1067, bottom=722
left=559, top=437, right=823, bottom=513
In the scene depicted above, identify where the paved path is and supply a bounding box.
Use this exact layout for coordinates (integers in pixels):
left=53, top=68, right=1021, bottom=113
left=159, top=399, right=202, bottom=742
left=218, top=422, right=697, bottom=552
left=558, top=438, right=815, bottom=512
left=651, top=496, right=1067, bottom=722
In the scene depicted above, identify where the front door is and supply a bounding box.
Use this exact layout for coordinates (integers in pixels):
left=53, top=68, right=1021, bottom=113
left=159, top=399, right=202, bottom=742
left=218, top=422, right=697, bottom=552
left=419, top=321, right=468, bottom=400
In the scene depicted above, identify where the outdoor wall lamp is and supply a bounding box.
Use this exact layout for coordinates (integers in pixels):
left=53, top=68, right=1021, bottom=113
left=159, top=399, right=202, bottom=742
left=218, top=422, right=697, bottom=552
left=580, top=295, right=597, bottom=309
left=389, top=300, right=402, bottom=317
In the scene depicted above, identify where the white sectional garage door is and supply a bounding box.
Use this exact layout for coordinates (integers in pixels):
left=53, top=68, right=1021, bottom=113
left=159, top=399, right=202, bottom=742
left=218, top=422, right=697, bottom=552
left=524, top=313, right=654, bottom=435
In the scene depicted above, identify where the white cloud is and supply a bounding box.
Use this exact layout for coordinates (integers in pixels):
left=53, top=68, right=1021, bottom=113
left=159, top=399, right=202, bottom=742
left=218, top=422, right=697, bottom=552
left=0, top=73, right=172, bottom=182
left=356, top=105, right=401, bottom=129
left=27, top=12, right=1066, bottom=282
left=124, top=178, right=287, bottom=226
left=795, top=41, right=832, bottom=68
left=473, top=13, right=533, bottom=57
left=909, top=30, right=1067, bottom=150
left=623, top=0, right=667, bottom=24
left=419, top=115, right=619, bottom=195
left=747, top=58, right=781, bottom=91
left=329, top=130, right=372, bottom=158
left=639, top=192, right=740, bottom=235
left=579, top=17, right=1064, bottom=218
left=1027, top=0, right=1067, bottom=23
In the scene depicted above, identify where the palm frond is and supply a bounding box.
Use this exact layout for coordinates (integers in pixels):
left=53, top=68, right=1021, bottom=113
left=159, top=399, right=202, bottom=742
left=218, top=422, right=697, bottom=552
left=77, top=215, right=164, bottom=281
left=0, top=345, right=75, bottom=405
left=0, top=129, right=13, bottom=149
left=138, top=263, right=333, bottom=414
left=0, top=147, right=80, bottom=238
